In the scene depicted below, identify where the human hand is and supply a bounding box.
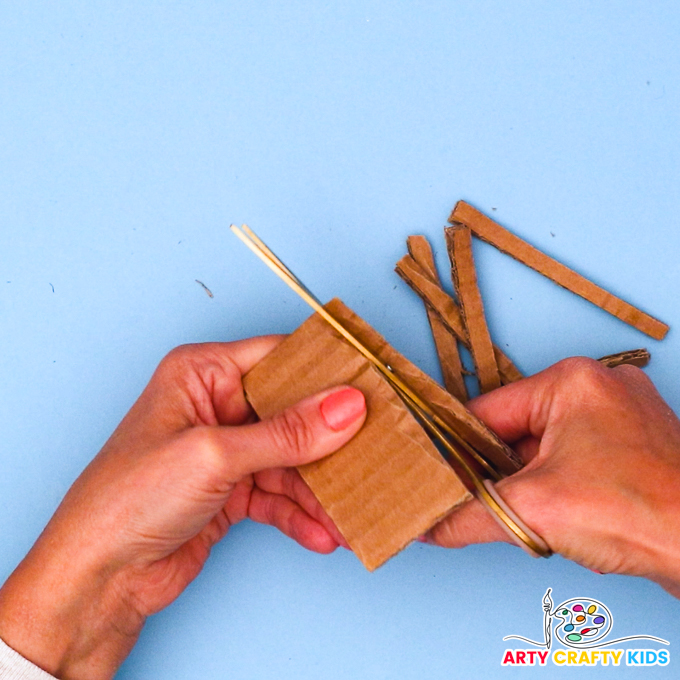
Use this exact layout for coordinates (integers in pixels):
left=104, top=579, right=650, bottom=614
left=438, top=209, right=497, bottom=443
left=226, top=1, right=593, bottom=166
left=426, top=358, right=680, bottom=598
left=0, top=338, right=366, bottom=679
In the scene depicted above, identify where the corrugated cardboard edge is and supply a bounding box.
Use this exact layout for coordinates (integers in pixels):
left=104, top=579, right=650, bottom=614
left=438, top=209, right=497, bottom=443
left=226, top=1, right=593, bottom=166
left=597, top=348, right=650, bottom=369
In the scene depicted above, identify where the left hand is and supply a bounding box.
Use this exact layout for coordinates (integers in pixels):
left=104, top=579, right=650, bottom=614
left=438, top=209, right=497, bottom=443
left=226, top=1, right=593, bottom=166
left=0, top=338, right=366, bottom=679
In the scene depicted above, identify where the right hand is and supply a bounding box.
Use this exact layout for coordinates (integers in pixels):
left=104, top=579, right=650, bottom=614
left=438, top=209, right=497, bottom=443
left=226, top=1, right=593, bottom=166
left=426, top=357, right=680, bottom=599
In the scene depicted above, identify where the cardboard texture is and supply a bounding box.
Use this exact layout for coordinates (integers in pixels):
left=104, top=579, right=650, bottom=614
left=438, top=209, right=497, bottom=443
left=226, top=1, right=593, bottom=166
left=407, top=235, right=468, bottom=402
left=395, top=254, right=524, bottom=385
left=598, top=348, right=651, bottom=369
left=446, top=224, right=501, bottom=394
left=243, top=302, right=472, bottom=571
left=450, top=201, right=670, bottom=341
left=243, top=299, right=522, bottom=570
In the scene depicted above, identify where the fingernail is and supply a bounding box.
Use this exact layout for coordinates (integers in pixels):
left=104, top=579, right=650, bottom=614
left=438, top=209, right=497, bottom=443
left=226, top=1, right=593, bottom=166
left=320, top=387, right=366, bottom=431
left=590, top=568, right=604, bottom=575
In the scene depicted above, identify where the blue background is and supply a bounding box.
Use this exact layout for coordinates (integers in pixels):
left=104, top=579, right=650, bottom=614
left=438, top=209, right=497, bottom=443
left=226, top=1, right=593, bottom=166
left=1, top=1, right=678, bottom=677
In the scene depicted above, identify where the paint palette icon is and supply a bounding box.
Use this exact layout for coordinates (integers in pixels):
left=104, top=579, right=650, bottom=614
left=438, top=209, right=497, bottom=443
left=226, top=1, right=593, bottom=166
left=553, top=599, right=612, bottom=647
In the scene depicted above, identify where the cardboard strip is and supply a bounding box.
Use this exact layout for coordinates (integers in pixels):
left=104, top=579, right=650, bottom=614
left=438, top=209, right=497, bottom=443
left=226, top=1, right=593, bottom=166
left=495, top=348, right=524, bottom=384
left=446, top=224, right=501, bottom=393
left=450, top=201, right=669, bottom=341
left=395, top=254, right=523, bottom=385
left=243, top=304, right=472, bottom=571
left=407, top=235, right=469, bottom=402
left=597, top=348, right=650, bottom=369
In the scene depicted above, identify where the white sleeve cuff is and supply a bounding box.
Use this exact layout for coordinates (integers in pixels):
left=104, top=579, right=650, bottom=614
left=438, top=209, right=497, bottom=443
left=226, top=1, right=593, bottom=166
left=0, top=638, right=57, bottom=680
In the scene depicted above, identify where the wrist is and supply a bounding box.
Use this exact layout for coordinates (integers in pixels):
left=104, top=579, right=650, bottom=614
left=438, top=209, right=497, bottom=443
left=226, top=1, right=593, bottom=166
left=625, top=460, right=680, bottom=598
left=0, top=540, right=144, bottom=680
left=646, top=501, right=680, bottom=598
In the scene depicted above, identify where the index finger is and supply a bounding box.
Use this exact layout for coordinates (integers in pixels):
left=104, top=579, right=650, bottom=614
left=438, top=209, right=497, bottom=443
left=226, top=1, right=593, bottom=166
left=131, top=336, right=288, bottom=432
left=466, top=374, right=553, bottom=445
left=467, top=357, right=607, bottom=445
left=201, top=334, right=286, bottom=376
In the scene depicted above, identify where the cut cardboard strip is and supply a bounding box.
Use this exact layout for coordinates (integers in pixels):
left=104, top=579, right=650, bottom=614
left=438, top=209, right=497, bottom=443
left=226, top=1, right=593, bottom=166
left=395, top=254, right=523, bottom=385
left=446, top=224, right=501, bottom=394
left=495, top=348, right=524, bottom=384
left=597, top=348, right=650, bottom=369
left=243, top=302, right=473, bottom=571
left=450, top=201, right=669, bottom=341
left=407, top=235, right=469, bottom=402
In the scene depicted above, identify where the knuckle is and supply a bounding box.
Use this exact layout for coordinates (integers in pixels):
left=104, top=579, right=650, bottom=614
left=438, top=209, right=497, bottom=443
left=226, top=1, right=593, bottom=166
left=181, top=428, right=227, bottom=481
left=252, top=490, right=276, bottom=525
left=557, top=355, right=601, bottom=377
left=428, top=518, right=456, bottom=548
left=612, top=363, right=648, bottom=383
left=558, top=356, right=615, bottom=397
left=157, top=344, right=202, bottom=378
left=267, top=408, right=316, bottom=458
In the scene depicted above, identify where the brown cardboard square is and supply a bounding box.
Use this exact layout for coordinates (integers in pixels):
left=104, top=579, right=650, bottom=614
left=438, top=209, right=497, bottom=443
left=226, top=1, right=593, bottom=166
left=243, top=301, right=472, bottom=571
left=243, top=299, right=524, bottom=570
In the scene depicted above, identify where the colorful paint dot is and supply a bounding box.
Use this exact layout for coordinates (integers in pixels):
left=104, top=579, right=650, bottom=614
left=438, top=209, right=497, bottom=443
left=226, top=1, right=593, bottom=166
left=576, top=615, right=586, bottom=623
left=580, top=628, right=591, bottom=634
left=593, top=616, right=605, bottom=625
left=573, top=604, right=584, bottom=612
left=564, top=624, right=574, bottom=632
left=562, top=610, right=569, bottom=615
left=567, top=634, right=582, bottom=642
left=587, top=605, right=597, bottom=614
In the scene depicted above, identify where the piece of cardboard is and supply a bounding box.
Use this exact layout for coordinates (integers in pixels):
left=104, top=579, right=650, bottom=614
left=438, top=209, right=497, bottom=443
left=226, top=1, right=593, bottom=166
left=450, top=201, right=670, bottom=341
left=243, top=299, right=522, bottom=570
left=407, top=235, right=468, bottom=402
left=395, top=254, right=523, bottom=385
left=597, top=348, right=650, bottom=369
left=243, top=303, right=471, bottom=571
left=446, top=224, right=501, bottom=393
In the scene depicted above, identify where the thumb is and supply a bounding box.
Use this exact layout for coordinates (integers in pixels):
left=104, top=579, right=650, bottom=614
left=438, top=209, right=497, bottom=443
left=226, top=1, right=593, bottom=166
left=212, top=385, right=367, bottom=479
left=425, top=495, right=512, bottom=549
